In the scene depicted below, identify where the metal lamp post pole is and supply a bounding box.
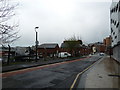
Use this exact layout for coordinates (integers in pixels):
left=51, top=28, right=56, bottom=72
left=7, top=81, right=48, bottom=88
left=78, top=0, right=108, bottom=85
left=7, top=44, right=11, bottom=65
left=36, top=31, right=37, bottom=62
left=35, top=27, right=39, bottom=62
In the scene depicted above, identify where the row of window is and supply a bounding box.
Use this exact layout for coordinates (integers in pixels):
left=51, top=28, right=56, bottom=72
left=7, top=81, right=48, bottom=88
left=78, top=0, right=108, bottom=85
left=110, top=1, right=120, bottom=14
left=111, top=35, right=117, bottom=42
left=111, top=27, right=118, bottom=40
left=111, top=19, right=119, bottom=28
left=111, top=1, right=120, bottom=44
left=111, top=19, right=116, bottom=25
left=111, top=30, right=115, bottom=36
left=111, top=27, right=119, bottom=36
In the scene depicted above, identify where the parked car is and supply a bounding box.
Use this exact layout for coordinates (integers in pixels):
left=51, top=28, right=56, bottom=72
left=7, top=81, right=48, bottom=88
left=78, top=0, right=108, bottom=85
left=0, top=58, right=2, bottom=62
left=1, top=57, right=7, bottom=63
left=89, top=54, right=92, bottom=56
left=99, top=53, right=105, bottom=56
left=58, top=52, right=71, bottom=58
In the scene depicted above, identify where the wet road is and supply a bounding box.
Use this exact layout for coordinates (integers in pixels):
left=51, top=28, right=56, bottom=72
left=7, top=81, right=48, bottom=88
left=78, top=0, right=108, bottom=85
left=2, top=56, right=101, bottom=89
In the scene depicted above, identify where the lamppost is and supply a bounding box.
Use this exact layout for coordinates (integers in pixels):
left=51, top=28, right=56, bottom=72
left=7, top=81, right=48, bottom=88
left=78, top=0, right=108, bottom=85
left=7, top=44, right=11, bottom=65
left=35, top=27, right=39, bottom=62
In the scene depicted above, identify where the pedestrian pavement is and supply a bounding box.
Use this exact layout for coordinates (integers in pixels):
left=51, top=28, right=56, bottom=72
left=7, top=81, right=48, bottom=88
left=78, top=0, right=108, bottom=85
left=2, top=57, right=83, bottom=72
left=78, top=56, right=120, bottom=88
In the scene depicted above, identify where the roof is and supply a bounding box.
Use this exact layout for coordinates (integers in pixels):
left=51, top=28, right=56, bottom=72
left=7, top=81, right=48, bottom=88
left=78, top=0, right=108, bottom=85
left=38, top=43, right=59, bottom=49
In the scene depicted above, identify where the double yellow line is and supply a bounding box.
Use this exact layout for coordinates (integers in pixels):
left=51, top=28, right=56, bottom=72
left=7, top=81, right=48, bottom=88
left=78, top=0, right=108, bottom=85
left=70, top=58, right=102, bottom=90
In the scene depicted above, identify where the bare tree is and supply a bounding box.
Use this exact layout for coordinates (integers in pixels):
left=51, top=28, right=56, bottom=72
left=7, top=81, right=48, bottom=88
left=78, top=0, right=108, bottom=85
left=0, top=0, right=20, bottom=45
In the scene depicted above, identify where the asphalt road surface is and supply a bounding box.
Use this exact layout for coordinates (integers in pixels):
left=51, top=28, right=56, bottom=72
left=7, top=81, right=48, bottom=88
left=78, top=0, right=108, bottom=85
left=2, top=55, right=101, bottom=89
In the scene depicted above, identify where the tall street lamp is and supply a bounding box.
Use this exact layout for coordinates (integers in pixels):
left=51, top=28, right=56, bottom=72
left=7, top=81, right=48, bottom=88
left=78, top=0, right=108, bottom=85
left=35, top=27, right=39, bottom=62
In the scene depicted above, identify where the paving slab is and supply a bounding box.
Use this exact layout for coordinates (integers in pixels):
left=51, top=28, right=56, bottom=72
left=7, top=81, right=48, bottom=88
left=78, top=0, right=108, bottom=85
left=84, top=56, right=120, bottom=88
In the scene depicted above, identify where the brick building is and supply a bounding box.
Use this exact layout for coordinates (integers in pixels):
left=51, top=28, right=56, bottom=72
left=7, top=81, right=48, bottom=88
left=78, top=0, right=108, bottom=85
left=60, top=40, right=92, bottom=56
left=94, top=42, right=106, bottom=53
left=37, top=43, right=59, bottom=58
left=103, top=36, right=112, bottom=54
left=89, top=42, right=106, bottom=53
left=103, top=36, right=112, bottom=47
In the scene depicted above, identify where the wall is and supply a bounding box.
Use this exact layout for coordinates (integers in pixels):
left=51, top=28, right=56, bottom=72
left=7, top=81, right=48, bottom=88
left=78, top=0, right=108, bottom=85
left=110, top=1, right=120, bottom=47
left=110, top=0, right=120, bottom=62
left=112, top=45, right=120, bottom=62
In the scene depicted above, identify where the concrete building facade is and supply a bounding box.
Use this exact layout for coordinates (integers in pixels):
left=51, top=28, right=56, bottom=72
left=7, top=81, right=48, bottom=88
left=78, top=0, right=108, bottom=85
left=110, top=0, right=120, bottom=62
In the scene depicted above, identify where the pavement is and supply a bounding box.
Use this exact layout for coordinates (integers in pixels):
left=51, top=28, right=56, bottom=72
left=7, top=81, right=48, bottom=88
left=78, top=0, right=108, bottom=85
left=2, top=57, right=85, bottom=72
left=78, top=56, right=120, bottom=88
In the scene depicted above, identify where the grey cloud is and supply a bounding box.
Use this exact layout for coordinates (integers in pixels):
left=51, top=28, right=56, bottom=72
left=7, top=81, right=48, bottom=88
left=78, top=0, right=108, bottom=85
left=13, top=0, right=112, bottom=46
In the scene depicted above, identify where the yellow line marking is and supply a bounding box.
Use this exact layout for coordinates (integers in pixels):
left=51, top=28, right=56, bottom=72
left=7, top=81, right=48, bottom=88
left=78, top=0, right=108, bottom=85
left=70, top=59, right=102, bottom=90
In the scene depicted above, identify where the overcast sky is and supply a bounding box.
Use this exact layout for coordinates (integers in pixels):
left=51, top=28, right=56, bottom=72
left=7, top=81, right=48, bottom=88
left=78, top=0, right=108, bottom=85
left=11, top=0, right=112, bottom=47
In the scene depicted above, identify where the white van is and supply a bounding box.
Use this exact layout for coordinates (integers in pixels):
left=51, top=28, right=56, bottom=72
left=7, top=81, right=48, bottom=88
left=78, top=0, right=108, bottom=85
left=58, top=52, right=71, bottom=58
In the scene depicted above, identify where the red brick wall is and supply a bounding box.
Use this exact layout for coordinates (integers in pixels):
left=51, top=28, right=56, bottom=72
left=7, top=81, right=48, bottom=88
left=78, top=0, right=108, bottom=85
left=59, top=47, right=92, bottom=56
left=37, top=46, right=59, bottom=57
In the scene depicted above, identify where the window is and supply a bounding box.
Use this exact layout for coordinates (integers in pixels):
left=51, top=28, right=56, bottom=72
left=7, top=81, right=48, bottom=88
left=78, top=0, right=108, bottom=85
left=113, top=32, right=115, bottom=35
left=116, top=22, right=119, bottom=28
left=114, top=8, right=115, bottom=12
left=114, top=21, right=116, bottom=25
left=111, top=19, right=112, bottom=23
left=113, top=20, right=114, bottom=24
left=119, top=1, right=120, bottom=12
left=115, top=6, right=117, bottom=12
left=110, top=10, right=112, bottom=14
left=111, top=28, right=113, bottom=33
left=111, top=9, right=113, bottom=13
left=64, top=53, right=67, bottom=55
left=110, top=10, right=112, bottom=13
left=116, top=4, right=119, bottom=12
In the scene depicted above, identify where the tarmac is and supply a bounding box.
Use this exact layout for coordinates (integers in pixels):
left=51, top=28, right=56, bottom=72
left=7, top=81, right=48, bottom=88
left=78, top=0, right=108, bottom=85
left=2, top=57, right=83, bottom=72
left=1, top=55, right=120, bottom=89
left=78, top=56, right=120, bottom=88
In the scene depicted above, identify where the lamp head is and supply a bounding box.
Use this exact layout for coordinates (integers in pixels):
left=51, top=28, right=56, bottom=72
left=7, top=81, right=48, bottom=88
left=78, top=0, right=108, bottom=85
left=35, top=27, right=39, bottom=32
left=35, top=27, right=39, bottom=29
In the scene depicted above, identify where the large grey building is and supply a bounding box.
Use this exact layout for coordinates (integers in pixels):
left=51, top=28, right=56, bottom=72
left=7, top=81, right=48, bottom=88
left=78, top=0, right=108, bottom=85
left=110, top=0, right=120, bottom=62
